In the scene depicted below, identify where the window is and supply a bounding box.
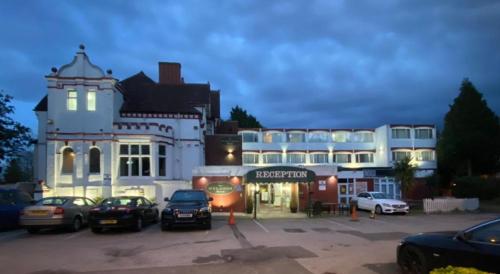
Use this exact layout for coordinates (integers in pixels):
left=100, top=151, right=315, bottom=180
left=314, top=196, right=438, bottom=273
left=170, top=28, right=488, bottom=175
left=287, top=132, right=305, bottom=143
left=332, top=131, right=350, bottom=142
left=87, top=90, right=96, bottom=111
left=356, top=153, right=374, bottom=163
left=67, top=90, right=77, bottom=111
left=119, top=144, right=151, bottom=177
left=415, top=128, right=433, bottom=139
left=241, top=132, right=259, bottom=143
left=352, top=132, right=374, bottom=143
left=310, top=153, right=328, bottom=164
left=243, top=153, right=259, bottom=164
left=85, top=198, right=96, bottom=206
left=73, top=198, right=86, bottom=206
left=158, top=145, right=166, bottom=177
left=468, top=221, right=500, bottom=244
left=286, top=153, right=306, bottom=164
left=333, top=153, right=351, bottom=163
left=392, top=128, right=411, bottom=139
left=392, top=151, right=412, bottom=161
left=263, top=132, right=283, bottom=143
left=415, top=150, right=434, bottom=161
left=308, top=132, right=330, bottom=142
left=263, top=153, right=282, bottom=164
left=62, top=147, right=74, bottom=174
left=89, top=147, right=100, bottom=174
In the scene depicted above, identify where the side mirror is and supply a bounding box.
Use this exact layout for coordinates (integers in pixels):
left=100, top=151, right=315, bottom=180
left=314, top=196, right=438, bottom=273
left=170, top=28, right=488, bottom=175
left=164, top=197, right=170, bottom=202
left=208, top=197, right=214, bottom=202
left=456, top=231, right=470, bottom=242
left=368, top=197, right=373, bottom=200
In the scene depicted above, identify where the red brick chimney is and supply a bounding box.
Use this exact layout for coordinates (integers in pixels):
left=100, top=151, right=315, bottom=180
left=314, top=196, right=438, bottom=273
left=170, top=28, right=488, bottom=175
left=159, top=62, right=182, bottom=84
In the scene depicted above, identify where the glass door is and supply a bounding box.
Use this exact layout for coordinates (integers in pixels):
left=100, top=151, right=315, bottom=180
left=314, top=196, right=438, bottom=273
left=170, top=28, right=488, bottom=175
left=338, top=183, right=354, bottom=205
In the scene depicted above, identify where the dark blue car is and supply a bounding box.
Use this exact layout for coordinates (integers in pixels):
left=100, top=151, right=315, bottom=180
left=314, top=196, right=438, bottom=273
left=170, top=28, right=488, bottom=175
left=0, top=189, right=34, bottom=229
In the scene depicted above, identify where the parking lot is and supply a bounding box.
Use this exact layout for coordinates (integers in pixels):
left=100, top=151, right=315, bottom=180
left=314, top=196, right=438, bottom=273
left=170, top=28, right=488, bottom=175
left=0, top=212, right=497, bottom=274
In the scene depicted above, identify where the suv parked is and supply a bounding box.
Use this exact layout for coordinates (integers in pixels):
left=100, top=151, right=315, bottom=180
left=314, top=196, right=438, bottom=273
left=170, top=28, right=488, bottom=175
left=161, top=190, right=212, bottom=231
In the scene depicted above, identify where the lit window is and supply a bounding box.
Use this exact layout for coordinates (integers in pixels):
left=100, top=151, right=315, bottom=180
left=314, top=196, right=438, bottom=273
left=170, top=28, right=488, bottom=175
left=243, top=153, right=259, bottom=164
left=61, top=147, right=74, bottom=174
left=333, top=153, right=351, bottom=163
left=415, top=128, right=433, bottom=139
left=392, top=128, right=411, bottom=139
left=263, top=132, right=283, bottom=143
left=67, top=90, right=77, bottom=111
left=241, top=132, right=259, bottom=142
left=263, top=153, right=282, bottom=164
left=308, top=132, right=330, bottom=143
left=310, top=153, right=328, bottom=164
left=87, top=91, right=96, bottom=111
left=392, top=151, right=412, bottom=161
left=356, top=153, right=374, bottom=163
left=287, top=132, right=305, bottom=143
left=415, top=150, right=434, bottom=161
left=286, top=153, right=306, bottom=164
left=332, top=131, right=350, bottom=142
left=119, top=144, right=151, bottom=177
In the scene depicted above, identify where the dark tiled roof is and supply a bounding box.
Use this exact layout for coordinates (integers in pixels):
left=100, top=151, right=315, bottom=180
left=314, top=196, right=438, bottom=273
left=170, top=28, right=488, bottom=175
left=119, top=72, right=219, bottom=116
left=34, top=95, right=48, bottom=111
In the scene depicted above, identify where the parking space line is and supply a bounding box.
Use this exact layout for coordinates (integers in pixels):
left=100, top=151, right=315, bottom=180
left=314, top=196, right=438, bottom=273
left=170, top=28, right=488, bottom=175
left=325, top=219, right=358, bottom=231
left=253, top=219, right=269, bottom=233
left=63, top=230, right=87, bottom=240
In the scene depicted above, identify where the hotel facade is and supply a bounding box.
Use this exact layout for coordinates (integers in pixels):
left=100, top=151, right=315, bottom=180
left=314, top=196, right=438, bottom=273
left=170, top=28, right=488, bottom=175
left=34, top=47, right=437, bottom=214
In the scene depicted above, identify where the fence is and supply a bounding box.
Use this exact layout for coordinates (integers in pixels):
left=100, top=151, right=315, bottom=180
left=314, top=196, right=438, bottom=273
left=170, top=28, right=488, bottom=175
left=423, top=198, right=479, bottom=213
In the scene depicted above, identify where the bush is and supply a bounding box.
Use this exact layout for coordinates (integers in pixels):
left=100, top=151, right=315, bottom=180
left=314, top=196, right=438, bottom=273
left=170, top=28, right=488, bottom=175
left=431, top=265, right=490, bottom=274
left=452, top=176, right=500, bottom=200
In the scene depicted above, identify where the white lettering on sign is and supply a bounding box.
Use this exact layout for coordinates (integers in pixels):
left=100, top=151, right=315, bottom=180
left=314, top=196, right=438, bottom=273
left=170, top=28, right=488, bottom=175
left=255, top=170, right=308, bottom=179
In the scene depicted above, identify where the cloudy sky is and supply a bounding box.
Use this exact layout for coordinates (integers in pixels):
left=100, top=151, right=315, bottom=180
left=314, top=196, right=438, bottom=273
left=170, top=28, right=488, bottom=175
left=1, top=0, right=499, bottom=133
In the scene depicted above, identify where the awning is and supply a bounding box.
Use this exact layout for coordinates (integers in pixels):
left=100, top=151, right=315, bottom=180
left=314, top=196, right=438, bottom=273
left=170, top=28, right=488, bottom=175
left=244, top=166, right=316, bottom=183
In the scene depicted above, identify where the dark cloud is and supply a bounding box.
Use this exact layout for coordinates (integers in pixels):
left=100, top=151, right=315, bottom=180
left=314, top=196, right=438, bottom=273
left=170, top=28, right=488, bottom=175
left=1, top=0, right=499, bottom=132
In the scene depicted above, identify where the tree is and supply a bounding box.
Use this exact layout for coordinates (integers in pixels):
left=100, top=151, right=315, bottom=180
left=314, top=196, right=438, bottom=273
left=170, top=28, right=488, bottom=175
left=0, top=91, right=32, bottom=161
left=394, top=156, right=416, bottom=199
left=437, top=79, right=500, bottom=178
left=3, top=158, right=28, bottom=184
left=230, top=105, right=263, bottom=128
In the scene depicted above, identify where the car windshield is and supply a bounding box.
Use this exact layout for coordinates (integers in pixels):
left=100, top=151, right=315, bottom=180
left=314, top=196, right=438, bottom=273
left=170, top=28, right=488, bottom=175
left=37, top=197, right=68, bottom=206
left=371, top=193, right=387, bottom=199
left=0, top=191, right=16, bottom=205
left=101, top=198, right=137, bottom=207
left=171, top=192, right=206, bottom=202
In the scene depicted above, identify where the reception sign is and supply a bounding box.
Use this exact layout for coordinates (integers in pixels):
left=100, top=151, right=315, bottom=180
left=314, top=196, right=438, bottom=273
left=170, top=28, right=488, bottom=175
left=206, top=182, right=234, bottom=195
left=245, top=166, right=315, bottom=183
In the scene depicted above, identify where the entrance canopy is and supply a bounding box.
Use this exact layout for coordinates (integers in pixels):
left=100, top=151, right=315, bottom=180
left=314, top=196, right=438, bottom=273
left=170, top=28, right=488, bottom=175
left=245, top=166, right=316, bottom=183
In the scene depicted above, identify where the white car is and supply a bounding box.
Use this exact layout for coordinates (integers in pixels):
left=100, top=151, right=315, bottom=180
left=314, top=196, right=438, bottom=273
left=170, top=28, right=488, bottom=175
left=354, top=191, right=409, bottom=214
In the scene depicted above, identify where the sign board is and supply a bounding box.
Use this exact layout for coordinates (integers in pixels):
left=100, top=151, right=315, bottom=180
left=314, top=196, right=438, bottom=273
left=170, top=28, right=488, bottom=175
left=318, top=180, right=326, bottom=191
left=245, top=166, right=315, bottom=183
left=363, top=169, right=376, bottom=178
left=206, top=182, right=234, bottom=195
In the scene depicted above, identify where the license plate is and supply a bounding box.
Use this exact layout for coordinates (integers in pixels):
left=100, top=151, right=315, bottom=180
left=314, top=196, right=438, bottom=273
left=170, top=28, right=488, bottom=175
left=100, top=220, right=117, bottom=224
left=178, top=213, right=192, bottom=218
left=28, top=210, right=49, bottom=216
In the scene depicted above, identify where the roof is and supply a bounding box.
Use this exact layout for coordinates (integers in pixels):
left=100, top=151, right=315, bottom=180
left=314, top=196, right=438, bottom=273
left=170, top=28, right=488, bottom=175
left=119, top=72, right=219, bottom=116
left=34, top=96, right=48, bottom=111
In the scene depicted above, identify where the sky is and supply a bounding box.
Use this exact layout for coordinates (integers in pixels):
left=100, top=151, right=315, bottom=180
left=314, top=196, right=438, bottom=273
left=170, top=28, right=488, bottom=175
left=1, top=0, right=499, bottom=134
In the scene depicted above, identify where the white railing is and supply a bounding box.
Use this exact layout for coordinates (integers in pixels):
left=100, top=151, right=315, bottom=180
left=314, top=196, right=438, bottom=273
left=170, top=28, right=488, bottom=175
left=423, top=198, right=479, bottom=213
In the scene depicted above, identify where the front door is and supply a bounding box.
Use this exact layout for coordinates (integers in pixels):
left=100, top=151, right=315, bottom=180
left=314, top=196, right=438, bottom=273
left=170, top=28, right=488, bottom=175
left=338, top=183, right=354, bottom=205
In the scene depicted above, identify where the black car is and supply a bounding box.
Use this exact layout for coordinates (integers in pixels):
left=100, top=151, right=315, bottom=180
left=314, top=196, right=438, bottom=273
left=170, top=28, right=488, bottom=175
left=88, top=196, right=159, bottom=233
left=0, top=189, right=33, bottom=230
left=397, top=218, right=500, bottom=274
left=161, top=190, right=213, bottom=231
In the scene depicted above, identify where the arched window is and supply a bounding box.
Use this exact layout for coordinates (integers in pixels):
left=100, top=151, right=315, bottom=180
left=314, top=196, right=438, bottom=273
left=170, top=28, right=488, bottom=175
left=62, top=147, right=74, bottom=174
left=89, top=147, right=100, bottom=174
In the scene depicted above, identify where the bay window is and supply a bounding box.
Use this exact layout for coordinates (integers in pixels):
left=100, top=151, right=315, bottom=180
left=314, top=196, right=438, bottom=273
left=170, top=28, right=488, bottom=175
left=332, top=131, right=350, bottom=142
left=263, top=132, right=283, bottom=143
left=333, top=153, right=351, bottom=163
left=392, top=128, right=411, bottom=139
left=415, top=128, right=433, bottom=139
left=286, top=153, right=306, bottom=164
left=415, top=150, right=434, bottom=161
left=308, top=131, right=330, bottom=143
left=241, top=132, right=259, bottom=143
left=243, top=153, right=259, bottom=164
left=287, top=132, right=305, bottom=143
left=263, top=153, right=282, bottom=164
left=310, top=153, right=328, bottom=164
left=392, top=151, right=412, bottom=161
left=119, top=144, right=151, bottom=177
left=355, top=153, right=374, bottom=163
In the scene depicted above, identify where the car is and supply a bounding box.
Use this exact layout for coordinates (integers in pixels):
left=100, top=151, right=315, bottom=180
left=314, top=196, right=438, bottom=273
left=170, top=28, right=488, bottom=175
left=161, top=190, right=213, bottom=231
left=88, top=196, right=159, bottom=233
left=353, top=191, right=409, bottom=214
left=20, top=196, right=95, bottom=233
left=0, top=189, right=33, bottom=230
left=397, top=218, right=500, bottom=273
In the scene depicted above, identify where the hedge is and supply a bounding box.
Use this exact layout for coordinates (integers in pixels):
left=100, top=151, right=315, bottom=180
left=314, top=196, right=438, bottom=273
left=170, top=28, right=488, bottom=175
left=431, top=266, right=491, bottom=274
left=452, top=176, right=500, bottom=200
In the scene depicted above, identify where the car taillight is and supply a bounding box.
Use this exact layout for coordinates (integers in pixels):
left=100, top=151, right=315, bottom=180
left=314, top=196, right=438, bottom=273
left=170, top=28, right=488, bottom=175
left=54, top=207, right=64, bottom=215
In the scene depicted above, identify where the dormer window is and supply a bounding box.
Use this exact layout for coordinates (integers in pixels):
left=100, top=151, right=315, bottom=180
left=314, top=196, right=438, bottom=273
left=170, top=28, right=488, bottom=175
left=67, top=90, right=77, bottom=111
left=87, top=90, right=96, bottom=111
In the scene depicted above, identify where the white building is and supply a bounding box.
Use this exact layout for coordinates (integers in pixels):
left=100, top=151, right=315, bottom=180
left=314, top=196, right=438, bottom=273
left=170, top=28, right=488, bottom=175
left=33, top=46, right=220, bottom=203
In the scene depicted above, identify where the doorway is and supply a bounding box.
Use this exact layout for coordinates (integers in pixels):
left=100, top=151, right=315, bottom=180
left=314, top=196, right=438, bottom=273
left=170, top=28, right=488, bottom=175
left=338, top=182, right=354, bottom=205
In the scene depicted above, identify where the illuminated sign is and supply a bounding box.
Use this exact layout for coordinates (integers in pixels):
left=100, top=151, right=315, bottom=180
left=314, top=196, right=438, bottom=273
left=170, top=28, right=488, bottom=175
left=207, top=182, right=234, bottom=195
left=246, top=166, right=315, bottom=183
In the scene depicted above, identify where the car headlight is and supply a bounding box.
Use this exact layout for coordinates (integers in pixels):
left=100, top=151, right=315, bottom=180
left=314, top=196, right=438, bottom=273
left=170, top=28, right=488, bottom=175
left=199, top=207, right=210, bottom=213
left=163, top=208, right=173, bottom=214
left=382, top=203, right=391, bottom=207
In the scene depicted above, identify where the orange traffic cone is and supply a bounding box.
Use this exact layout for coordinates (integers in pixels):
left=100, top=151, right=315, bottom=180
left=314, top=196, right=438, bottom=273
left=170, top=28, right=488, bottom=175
left=350, top=205, right=359, bottom=222
left=370, top=209, right=375, bottom=219
left=228, top=207, right=236, bottom=225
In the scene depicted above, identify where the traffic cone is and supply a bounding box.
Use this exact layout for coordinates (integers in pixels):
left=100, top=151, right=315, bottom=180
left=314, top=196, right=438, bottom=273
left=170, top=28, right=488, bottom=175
left=228, top=207, right=236, bottom=225
left=350, top=205, right=359, bottom=222
left=370, top=209, right=375, bottom=219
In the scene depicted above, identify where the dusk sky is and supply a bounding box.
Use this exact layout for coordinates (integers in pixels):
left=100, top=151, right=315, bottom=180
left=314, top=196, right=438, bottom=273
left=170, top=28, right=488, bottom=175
left=1, top=0, right=499, bottom=134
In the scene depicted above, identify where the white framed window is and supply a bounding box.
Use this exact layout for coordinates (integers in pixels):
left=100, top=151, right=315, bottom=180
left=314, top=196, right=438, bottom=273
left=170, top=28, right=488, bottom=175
left=119, top=144, right=151, bottom=177
left=333, top=153, right=351, bottom=163
left=352, top=132, right=374, bottom=143
left=332, top=131, right=350, bottom=142
left=241, top=132, right=259, bottom=143
left=67, top=90, right=77, bottom=111
left=262, top=153, right=282, bottom=164
left=392, top=150, right=412, bottom=161
left=286, top=153, right=306, bottom=164
left=158, top=145, right=167, bottom=176
left=87, top=90, right=96, bottom=111
left=308, top=131, right=330, bottom=143
left=415, top=128, right=433, bottom=139
left=391, top=128, right=411, bottom=139
left=287, top=132, right=305, bottom=143
left=310, top=153, right=328, bottom=164
left=89, top=147, right=100, bottom=174
left=243, top=153, right=259, bottom=164
left=263, top=132, right=283, bottom=143
left=355, top=153, right=374, bottom=163
left=415, top=150, right=434, bottom=161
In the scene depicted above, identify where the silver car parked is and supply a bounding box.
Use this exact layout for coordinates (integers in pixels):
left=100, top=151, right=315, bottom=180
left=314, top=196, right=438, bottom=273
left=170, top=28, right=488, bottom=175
left=20, top=196, right=96, bottom=233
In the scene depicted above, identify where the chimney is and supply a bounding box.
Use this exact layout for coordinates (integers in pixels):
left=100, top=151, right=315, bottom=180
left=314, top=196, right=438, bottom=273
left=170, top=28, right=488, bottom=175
left=159, top=62, right=182, bottom=84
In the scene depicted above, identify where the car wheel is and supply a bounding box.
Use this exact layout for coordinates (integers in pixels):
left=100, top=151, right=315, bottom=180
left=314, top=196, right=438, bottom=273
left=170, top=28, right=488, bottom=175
left=27, top=227, right=40, bottom=234
left=91, top=227, right=102, bottom=234
left=398, top=245, right=428, bottom=274
left=132, top=217, right=143, bottom=232
left=69, top=217, right=82, bottom=232
left=375, top=205, right=383, bottom=215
